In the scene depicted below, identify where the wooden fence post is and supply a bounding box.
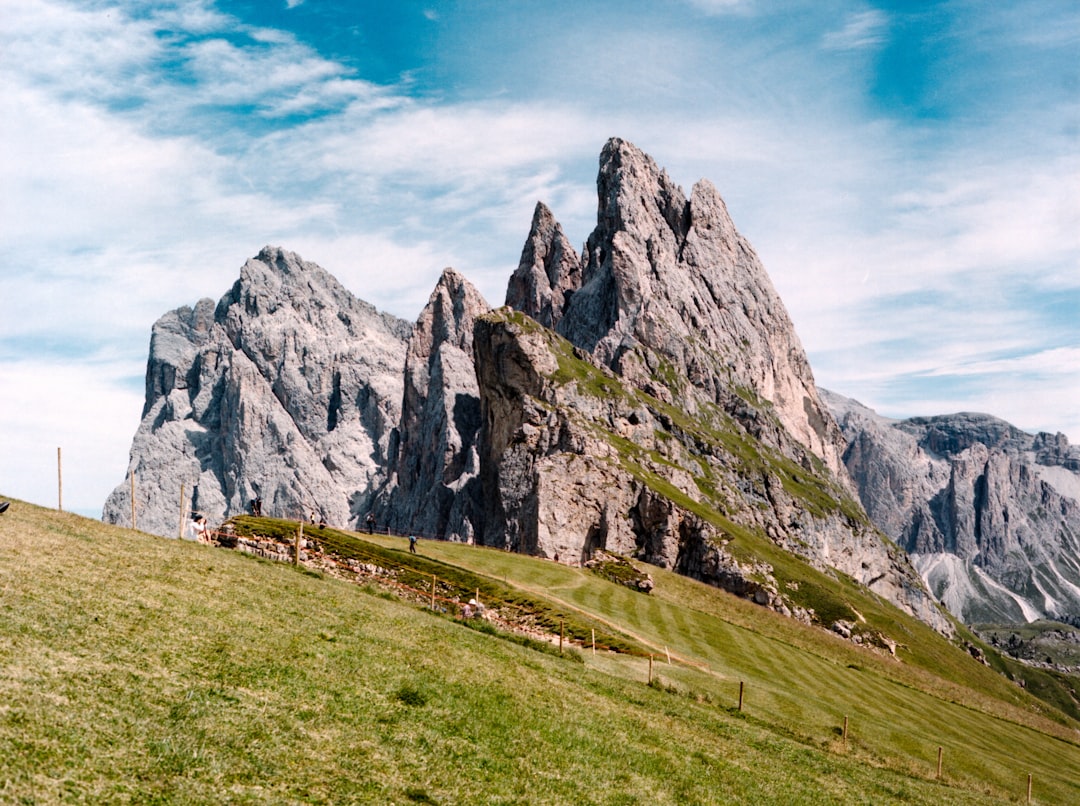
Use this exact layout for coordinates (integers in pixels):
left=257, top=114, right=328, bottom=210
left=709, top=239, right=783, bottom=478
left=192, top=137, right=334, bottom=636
left=130, top=469, right=136, bottom=530
left=559, top=620, right=564, bottom=653
left=431, top=574, right=437, bottom=610
left=936, top=746, right=943, bottom=778
left=57, top=447, right=63, bottom=512
left=842, top=716, right=848, bottom=745
left=1027, top=773, right=1033, bottom=803
left=177, top=483, right=185, bottom=539
left=592, top=628, right=596, bottom=655
left=294, top=520, right=302, bottom=566
left=738, top=681, right=744, bottom=712
left=648, top=654, right=653, bottom=685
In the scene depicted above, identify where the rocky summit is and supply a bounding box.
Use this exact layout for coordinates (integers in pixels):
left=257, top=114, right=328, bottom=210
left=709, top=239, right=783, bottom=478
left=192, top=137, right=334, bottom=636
left=826, top=390, right=1080, bottom=624
left=108, top=138, right=964, bottom=635
left=103, top=247, right=411, bottom=537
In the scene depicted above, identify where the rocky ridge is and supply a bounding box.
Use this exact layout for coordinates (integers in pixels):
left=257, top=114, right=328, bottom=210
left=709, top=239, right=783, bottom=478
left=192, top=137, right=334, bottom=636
left=825, top=390, right=1080, bottom=624
left=493, top=139, right=944, bottom=630
left=106, top=138, right=951, bottom=636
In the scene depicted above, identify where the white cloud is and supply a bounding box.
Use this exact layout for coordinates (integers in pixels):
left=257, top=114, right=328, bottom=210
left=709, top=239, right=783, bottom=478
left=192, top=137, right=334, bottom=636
left=823, top=9, right=889, bottom=51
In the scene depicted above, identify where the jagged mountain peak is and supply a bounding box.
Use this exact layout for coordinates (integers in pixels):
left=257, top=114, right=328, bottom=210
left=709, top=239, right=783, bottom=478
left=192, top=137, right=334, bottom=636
left=377, top=267, right=490, bottom=542
left=505, top=202, right=582, bottom=330
left=104, top=247, right=411, bottom=537
left=520, top=137, right=847, bottom=479
left=595, top=137, right=690, bottom=244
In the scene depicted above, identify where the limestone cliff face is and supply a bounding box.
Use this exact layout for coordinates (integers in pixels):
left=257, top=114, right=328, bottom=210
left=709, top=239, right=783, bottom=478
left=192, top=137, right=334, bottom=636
left=826, top=390, right=1080, bottom=623
left=103, top=247, right=411, bottom=536
left=474, top=310, right=948, bottom=632
left=490, top=139, right=945, bottom=625
left=375, top=268, right=490, bottom=541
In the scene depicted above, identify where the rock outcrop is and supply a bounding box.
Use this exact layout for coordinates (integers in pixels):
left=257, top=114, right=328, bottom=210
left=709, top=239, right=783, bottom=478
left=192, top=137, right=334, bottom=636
left=374, top=268, right=490, bottom=541
left=103, top=247, right=412, bottom=536
left=504, top=202, right=582, bottom=331
left=473, top=310, right=948, bottom=632
left=826, top=390, right=1080, bottom=623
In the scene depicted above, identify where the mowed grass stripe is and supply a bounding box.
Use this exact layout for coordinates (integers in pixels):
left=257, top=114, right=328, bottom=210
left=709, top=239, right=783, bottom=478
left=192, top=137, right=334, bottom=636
left=407, top=536, right=1080, bottom=801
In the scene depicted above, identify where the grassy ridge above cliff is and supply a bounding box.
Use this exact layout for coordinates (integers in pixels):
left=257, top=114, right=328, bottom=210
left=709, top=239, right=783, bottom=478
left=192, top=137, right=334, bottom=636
left=2, top=500, right=1079, bottom=804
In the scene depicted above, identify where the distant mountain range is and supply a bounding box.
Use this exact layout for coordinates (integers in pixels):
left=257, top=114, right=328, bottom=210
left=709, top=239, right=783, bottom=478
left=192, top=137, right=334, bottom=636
left=825, top=390, right=1080, bottom=624
left=104, top=138, right=1079, bottom=630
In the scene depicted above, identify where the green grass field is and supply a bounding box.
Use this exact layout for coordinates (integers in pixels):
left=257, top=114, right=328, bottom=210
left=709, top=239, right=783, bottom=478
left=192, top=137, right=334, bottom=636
left=2, top=500, right=1079, bottom=804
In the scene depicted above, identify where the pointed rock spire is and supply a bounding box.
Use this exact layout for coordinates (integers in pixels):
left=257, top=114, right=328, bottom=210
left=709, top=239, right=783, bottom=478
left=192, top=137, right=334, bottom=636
left=378, top=267, right=491, bottom=541
left=505, top=202, right=582, bottom=329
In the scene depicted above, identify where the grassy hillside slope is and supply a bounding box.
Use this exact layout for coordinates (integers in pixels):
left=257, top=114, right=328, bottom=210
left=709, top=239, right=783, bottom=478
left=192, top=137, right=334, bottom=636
left=2, top=500, right=1078, bottom=804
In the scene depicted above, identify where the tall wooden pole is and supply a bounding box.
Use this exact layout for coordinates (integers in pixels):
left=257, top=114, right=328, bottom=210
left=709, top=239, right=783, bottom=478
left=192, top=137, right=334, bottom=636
left=178, top=484, right=186, bottom=539
left=129, top=469, right=137, bottom=530
left=294, top=520, right=302, bottom=567
left=57, top=447, right=63, bottom=512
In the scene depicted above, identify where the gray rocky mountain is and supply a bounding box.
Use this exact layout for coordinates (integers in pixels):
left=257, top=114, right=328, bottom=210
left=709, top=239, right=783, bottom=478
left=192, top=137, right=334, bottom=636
left=107, top=138, right=955, bottom=637
left=825, top=390, right=1080, bottom=623
left=493, top=138, right=947, bottom=632
left=103, top=247, right=411, bottom=536
left=373, top=268, right=490, bottom=541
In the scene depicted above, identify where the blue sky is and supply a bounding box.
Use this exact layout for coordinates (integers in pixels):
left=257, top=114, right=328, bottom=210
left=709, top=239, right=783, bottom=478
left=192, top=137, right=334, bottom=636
left=2, top=0, right=1078, bottom=516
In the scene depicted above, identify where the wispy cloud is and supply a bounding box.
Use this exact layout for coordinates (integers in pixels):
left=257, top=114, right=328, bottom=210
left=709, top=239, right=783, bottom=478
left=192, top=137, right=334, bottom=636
left=823, top=9, right=889, bottom=51
left=682, top=0, right=752, bottom=15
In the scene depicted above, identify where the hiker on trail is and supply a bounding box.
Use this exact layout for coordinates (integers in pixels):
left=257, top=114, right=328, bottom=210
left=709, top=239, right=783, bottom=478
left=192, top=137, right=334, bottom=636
left=251, top=496, right=262, bottom=516
left=319, top=513, right=327, bottom=529
left=409, top=534, right=417, bottom=554
left=365, top=512, right=375, bottom=534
